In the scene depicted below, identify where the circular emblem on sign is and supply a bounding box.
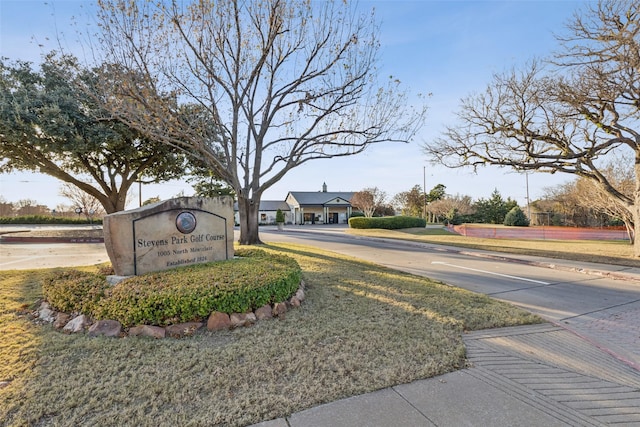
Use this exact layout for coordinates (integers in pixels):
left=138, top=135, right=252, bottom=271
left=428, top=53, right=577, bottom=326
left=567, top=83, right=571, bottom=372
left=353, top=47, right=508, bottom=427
left=176, top=211, right=197, bottom=234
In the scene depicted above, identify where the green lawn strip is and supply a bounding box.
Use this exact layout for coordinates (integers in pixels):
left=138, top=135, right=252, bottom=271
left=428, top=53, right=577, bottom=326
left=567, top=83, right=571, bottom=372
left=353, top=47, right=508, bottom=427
left=348, top=227, right=638, bottom=267
left=0, top=243, right=540, bottom=427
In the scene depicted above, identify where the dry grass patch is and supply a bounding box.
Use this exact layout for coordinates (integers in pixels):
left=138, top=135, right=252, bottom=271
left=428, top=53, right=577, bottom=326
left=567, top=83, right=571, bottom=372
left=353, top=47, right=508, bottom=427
left=0, top=271, right=45, bottom=391
left=0, top=243, right=540, bottom=427
left=348, top=227, right=638, bottom=267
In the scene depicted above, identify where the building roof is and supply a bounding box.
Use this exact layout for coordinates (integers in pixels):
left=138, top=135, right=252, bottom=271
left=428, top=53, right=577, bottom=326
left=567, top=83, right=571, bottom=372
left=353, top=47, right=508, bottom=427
left=286, top=191, right=354, bottom=206
left=233, top=200, right=290, bottom=211
left=259, top=200, right=291, bottom=211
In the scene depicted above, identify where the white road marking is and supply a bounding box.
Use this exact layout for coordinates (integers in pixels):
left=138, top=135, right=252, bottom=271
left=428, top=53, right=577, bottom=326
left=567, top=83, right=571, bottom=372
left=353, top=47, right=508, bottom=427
left=431, top=261, right=550, bottom=285
left=0, top=256, right=43, bottom=267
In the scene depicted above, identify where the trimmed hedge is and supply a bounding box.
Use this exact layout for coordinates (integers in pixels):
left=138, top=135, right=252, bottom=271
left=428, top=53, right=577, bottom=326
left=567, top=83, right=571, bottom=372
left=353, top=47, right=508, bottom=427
left=42, top=270, right=111, bottom=314
left=42, top=248, right=302, bottom=327
left=0, top=215, right=102, bottom=225
left=348, top=215, right=426, bottom=230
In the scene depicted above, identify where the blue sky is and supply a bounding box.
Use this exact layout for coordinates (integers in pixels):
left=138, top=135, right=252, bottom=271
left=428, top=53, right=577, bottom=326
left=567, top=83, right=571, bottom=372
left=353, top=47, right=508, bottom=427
left=0, top=0, right=588, bottom=209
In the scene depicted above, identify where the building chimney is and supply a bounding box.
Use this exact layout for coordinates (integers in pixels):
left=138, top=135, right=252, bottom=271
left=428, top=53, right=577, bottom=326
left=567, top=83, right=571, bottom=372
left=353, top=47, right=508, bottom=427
left=322, top=182, right=327, bottom=192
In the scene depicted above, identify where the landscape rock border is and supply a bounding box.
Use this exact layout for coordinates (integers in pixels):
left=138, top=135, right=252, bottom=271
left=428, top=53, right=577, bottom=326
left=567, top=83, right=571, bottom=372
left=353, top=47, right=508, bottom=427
left=29, top=281, right=306, bottom=339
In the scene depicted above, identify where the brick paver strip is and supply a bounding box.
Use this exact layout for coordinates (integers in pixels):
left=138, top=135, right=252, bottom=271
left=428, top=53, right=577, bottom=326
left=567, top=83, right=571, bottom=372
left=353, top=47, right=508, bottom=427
left=562, top=300, right=640, bottom=370
left=464, top=324, right=640, bottom=426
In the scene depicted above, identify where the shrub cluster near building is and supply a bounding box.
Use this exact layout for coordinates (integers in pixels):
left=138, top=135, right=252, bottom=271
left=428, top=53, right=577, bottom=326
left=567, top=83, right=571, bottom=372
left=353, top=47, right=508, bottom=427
left=348, top=216, right=426, bottom=230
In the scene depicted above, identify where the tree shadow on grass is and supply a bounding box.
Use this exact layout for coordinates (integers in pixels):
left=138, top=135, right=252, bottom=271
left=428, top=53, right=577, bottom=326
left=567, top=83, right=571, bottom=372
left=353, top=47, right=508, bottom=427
left=262, top=242, right=540, bottom=331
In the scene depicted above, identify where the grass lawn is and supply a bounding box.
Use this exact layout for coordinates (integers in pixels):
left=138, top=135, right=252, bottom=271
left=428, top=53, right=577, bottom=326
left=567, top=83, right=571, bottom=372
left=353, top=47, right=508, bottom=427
left=0, top=243, right=540, bottom=427
left=347, top=226, right=639, bottom=267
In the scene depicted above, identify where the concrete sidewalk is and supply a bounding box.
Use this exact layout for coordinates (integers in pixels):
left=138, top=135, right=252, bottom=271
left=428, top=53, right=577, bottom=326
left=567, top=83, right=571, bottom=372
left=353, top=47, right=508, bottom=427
left=252, top=323, right=640, bottom=426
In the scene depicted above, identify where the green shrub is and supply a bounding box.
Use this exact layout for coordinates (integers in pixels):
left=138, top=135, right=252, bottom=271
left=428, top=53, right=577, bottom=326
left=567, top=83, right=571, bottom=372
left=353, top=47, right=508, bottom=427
left=275, top=209, right=285, bottom=223
left=444, top=208, right=463, bottom=225
left=503, top=206, right=530, bottom=227
left=43, top=249, right=302, bottom=327
left=0, top=215, right=102, bottom=225
left=348, top=215, right=426, bottom=229
left=42, top=269, right=110, bottom=314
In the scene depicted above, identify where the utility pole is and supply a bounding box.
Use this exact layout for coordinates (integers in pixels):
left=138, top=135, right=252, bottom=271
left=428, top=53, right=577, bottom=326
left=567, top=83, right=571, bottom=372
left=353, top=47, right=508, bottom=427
left=423, top=166, right=427, bottom=222
left=525, top=172, right=531, bottom=220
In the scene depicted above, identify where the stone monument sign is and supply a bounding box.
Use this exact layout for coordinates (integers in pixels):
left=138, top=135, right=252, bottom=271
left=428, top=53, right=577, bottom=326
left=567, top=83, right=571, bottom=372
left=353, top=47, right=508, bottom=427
left=103, top=197, right=234, bottom=276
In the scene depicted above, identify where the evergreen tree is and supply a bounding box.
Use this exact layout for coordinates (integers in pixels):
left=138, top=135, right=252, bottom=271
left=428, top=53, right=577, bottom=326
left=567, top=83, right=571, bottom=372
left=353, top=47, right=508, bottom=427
left=504, top=206, right=530, bottom=226
left=473, top=189, right=517, bottom=224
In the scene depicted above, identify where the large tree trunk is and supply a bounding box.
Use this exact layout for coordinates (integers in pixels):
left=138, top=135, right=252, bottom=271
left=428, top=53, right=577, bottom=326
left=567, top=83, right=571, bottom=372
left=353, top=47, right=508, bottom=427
left=92, top=187, right=129, bottom=214
left=237, top=196, right=262, bottom=245
left=634, top=159, right=640, bottom=255
left=632, top=207, right=639, bottom=254
left=633, top=193, right=640, bottom=255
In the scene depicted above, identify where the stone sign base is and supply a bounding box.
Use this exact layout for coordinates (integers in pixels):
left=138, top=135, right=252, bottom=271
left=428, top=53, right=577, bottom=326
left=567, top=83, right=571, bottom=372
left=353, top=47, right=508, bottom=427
left=103, top=197, right=234, bottom=276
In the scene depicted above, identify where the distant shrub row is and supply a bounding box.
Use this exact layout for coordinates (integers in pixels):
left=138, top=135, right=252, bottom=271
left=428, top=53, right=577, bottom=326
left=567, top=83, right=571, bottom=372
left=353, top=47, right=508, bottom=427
left=348, top=215, right=426, bottom=229
left=0, top=215, right=102, bottom=225
left=42, top=248, right=301, bottom=327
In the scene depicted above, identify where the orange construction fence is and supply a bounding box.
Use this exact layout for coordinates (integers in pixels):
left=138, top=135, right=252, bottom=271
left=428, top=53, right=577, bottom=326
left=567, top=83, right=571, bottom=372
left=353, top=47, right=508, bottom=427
left=450, top=225, right=629, bottom=241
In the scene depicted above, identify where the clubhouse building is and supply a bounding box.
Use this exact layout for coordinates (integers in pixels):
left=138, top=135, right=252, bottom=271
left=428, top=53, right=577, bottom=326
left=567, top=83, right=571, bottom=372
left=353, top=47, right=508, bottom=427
left=235, top=183, right=355, bottom=225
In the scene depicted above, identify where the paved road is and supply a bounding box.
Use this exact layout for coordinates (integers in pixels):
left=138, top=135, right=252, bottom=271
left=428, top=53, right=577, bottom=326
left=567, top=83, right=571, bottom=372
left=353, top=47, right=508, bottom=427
left=259, top=226, right=640, bottom=370
left=0, top=225, right=108, bottom=270
left=0, top=242, right=109, bottom=270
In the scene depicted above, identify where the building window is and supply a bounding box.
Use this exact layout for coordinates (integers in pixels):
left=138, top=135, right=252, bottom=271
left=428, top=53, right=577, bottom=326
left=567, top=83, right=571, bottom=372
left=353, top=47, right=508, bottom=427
left=260, top=213, right=267, bottom=221
left=303, top=212, right=317, bottom=224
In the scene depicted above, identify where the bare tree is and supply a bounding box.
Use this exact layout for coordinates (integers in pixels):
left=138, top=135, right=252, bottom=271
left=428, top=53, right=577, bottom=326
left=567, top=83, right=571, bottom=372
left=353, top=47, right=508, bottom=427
left=91, top=0, right=426, bottom=244
left=350, top=187, right=387, bottom=218
left=538, top=183, right=594, bottom=227
left=574, top=160, right=635, bottom=241
left=428, top=194, right=474, bottom=224
left=423, top=0, right=640, bottom=255
left=54, top=203, right=75, bottom=217
left=392, top=185, right=425, bottom=218
left=0, top=197, right=14, bottom=217
left=538, top=160, right=631, bottom=231
left=15, top=199, right=49, bottom=216
left=59, top=183, right=106, bottom=219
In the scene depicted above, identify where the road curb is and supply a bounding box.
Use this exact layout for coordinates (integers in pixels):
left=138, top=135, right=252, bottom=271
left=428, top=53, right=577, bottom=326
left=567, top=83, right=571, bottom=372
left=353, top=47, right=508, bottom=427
left=0, top=235, right=104, bottom=244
